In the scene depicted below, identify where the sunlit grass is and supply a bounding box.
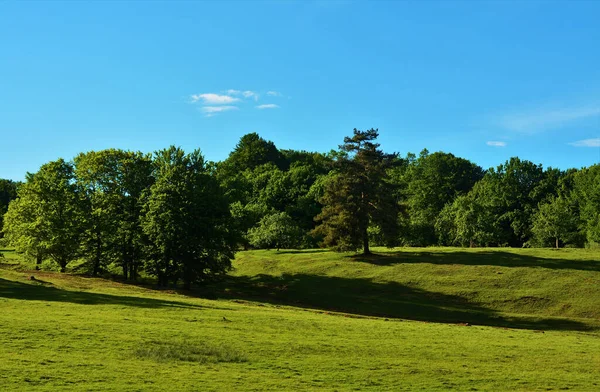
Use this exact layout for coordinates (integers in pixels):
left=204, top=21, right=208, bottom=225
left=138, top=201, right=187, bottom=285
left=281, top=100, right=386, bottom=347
left=1, top=247, right=600, bottom=390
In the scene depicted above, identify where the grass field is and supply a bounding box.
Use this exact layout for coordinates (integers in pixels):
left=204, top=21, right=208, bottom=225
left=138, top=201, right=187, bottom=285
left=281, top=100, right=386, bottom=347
left=1, top=247, right=600, bottom=391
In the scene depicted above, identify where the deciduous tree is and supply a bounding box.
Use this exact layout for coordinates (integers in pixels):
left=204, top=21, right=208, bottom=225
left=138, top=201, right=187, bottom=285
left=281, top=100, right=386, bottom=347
left=3, top=160, right=81, bottom=272
left=141, top=147, right=237, bottom=289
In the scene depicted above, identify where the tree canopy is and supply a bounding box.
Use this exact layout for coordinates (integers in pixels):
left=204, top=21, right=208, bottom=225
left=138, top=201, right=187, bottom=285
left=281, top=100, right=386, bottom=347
left=3, top=130, right=600, bottom=287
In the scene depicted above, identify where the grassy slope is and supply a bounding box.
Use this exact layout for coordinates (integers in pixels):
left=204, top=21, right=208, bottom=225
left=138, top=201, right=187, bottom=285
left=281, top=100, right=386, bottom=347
left=0, top=247, right=600, bottom=391
left=229, top=247, right=600, bottom=330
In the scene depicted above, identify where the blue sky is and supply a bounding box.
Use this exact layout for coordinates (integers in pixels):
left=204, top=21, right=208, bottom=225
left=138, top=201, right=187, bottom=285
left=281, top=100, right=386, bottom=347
left=1, top=0, right=600, bottom=181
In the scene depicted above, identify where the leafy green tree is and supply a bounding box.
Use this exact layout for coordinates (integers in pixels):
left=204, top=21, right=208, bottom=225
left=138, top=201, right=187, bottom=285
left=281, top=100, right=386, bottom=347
left=436, top=192, right=504, bottom=247
left=75, top=150, right=124, bottom=275
left=141, top=146, right=237, bottom=289
left=74, top=149, right=153, bottom=278
left=399, top=150, right=483, bottom=245
left=314, top=129, right=399, bottom=254
left=3, top=197, right=46, bottom=268
left=217, top=133, right=286, bottom=181
left=572, top=165, right=600, bottom=244
left=486, top=158, right=548, bottom=246
left=229, top=201, right=270, bottom=249
left=114, top=151, right=154, bottom=280
left=531, top=196, right=579, bottom=248
left=3, top=160, right=81, bottom=272
left=248, top=212, right=303, bottom=250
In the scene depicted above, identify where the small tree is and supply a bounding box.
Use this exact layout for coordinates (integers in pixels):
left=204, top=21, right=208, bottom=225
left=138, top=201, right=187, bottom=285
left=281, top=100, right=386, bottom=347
left=531, top=196, right=579, bottom=248
left=248, top=212, right=303, bottom=250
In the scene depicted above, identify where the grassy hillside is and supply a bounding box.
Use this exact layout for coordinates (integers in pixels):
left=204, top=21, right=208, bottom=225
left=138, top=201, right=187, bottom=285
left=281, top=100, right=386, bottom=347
left=1, top=247, right=600, bottom=390
left=228, top=247, right=600, bottom=330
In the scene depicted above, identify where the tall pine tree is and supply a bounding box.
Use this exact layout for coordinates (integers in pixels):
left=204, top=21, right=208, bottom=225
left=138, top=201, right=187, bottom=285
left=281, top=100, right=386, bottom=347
left=314, top=129, right=399, bottom=254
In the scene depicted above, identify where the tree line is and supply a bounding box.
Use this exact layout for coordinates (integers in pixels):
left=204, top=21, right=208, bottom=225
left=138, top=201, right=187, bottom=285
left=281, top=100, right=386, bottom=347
left=1, top=130, right=599, bottom=286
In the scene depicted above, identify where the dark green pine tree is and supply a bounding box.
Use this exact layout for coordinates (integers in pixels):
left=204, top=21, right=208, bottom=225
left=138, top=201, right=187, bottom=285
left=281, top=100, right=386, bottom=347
left=314, top=129, right=400, bottom=255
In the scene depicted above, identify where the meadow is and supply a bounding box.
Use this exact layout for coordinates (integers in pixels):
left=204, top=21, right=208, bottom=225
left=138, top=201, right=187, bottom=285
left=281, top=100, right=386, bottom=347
left=1, top=247, right=600, bottom=391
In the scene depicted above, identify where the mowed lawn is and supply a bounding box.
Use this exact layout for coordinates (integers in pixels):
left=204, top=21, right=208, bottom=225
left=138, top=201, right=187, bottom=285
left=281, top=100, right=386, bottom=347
left=1, top=248, right=600, bottom=391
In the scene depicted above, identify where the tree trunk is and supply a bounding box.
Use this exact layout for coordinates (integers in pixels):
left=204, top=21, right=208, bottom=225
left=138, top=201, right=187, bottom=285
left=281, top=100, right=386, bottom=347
left=556, top=237, right=559, bottom=249
left=131, top=262, right=138, bottom=281
left=363, top=226, right=370, bottom=255
left=36, top=254, right=42, bottom=271
left=93, top=232, right=102, bottom=276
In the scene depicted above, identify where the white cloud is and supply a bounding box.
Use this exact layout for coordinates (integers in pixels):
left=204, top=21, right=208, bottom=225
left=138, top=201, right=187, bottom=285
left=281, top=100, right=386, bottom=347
left=267, top=91, right=282, bottom=97
left=191, top=93, right=239, bottom=105
left=569, top=138, right=600, bottom=147
left=242, top=90, right=259, bottom=100
left=223, top=89, right=259, bottom=101
left=486, top=141, right=507, bottom=147
left=498, top=105, right=600, bottom=133
left=256, top=104, right=280, bottom=110
left=200, top=106, right=238, bottom=117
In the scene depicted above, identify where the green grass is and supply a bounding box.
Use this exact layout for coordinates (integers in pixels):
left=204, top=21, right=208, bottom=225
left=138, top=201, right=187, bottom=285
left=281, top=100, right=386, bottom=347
left=1, top=247, right=600, bottom=390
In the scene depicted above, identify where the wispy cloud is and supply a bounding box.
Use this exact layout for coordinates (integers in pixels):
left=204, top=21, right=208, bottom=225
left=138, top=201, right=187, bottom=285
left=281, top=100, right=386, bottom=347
left=487, top=141, right=507, bottom=147
left=569, top=138, right=600, bottom=147
left=256, top=104, right=279, bottom=110
left=201, top=106, right=238, bottom=117
left=190, top=89, right=283, bottom=116
left=225, top=89, right=259, bottom=101
left=191, top=93, right=239, bottom=105
left=498, top=105, right=600, bottom=133
left=243, top=90, right=259, bottom=100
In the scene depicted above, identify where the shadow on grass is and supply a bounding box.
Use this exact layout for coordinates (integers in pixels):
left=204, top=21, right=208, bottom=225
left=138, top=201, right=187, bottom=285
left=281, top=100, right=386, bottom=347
left=209, top=273, right=592, bottom=332
left=0, top=278, right=203, bottom=309
left=274, top=249, right=331, bottom=255
left=347, top=250, right=600, bottom=272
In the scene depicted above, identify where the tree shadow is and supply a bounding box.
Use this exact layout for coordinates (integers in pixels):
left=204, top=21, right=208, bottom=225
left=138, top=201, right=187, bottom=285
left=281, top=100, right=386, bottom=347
left=255, top=249, right=331, bottom=255
left=348, top=250, right=600, bottom=272
left=0, top=278, right=204, bottom=310
left=209, top=273, right=592, bottom=332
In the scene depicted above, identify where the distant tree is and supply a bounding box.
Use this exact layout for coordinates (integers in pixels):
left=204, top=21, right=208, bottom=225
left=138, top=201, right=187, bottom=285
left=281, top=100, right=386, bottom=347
left=531, top=196, right=579, bottom=248
left=443, top=158, right=550, bottom=247
left=3, top=160, right=81, bottom=272
left=141, top=147, right=237, bottom=289
left=229, top=201, right=270, bottom=249
left=217, top=133, right=286, bottom=180
left=572, top=165, right=600, bottom=244
left=0, top=179, right=19, bottom=237
left=313, top=129, right=399, bottom=254
left=398, top=150, right=483, bottom=245
left=487, top=158, right=549, bottom=246
left=436, top=192, right=504, bottom=247
left=248, top=212, right=303, bottom=250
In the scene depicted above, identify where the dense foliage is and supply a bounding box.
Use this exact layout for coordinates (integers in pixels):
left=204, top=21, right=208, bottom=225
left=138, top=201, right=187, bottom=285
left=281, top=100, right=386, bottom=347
left=2, top=130, right=600, bottom=278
